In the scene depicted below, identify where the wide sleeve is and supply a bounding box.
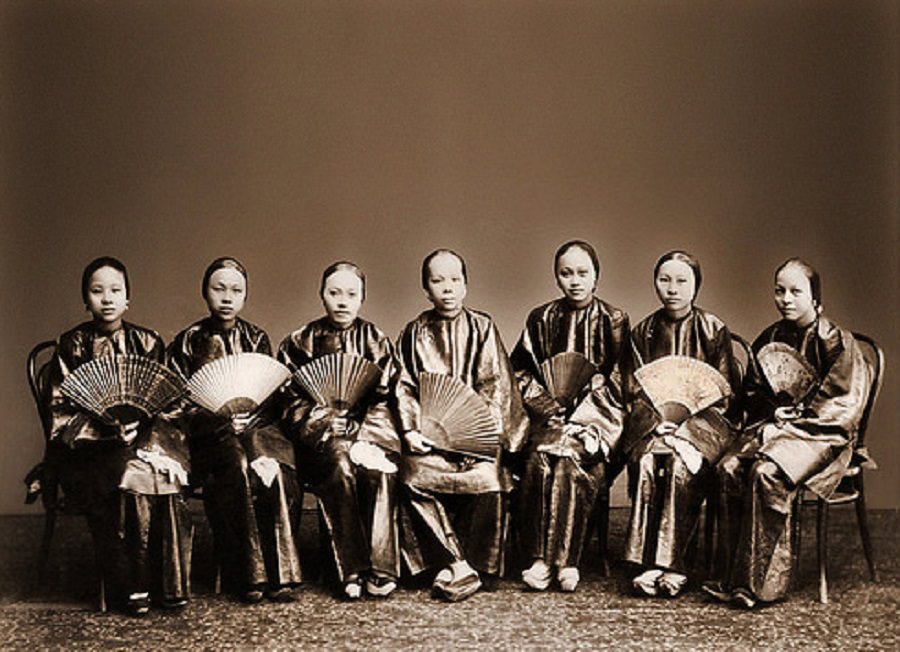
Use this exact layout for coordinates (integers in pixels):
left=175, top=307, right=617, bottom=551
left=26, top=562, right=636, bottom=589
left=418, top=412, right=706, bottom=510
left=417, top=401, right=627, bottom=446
left=510, top=320, right=563, bottom=424
left=474, top=323, right=528, bottom=453
left=758, top=329, right=870, bottom=494
left=276, top=334, right=317, bottom=441
left=569, top=311, right=630, bottom=454
left=393, top=324, right=422, bottom=435
left=671, top=320, right=739, bottom=462
left=618, top=326, right=661, bottom=457
left=166, top=328, right=229, bottom=439
left=356, top=334, right=403, bottom=454
left=46, top=339, right=111, bottom=447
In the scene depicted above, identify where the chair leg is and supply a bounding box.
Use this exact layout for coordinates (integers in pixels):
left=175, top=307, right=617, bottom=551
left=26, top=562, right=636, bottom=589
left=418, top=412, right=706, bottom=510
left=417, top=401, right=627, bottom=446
left=791, top=493, right=802, bottom=589
left=38, top=508, right=57, bottom=583
left=817, top=499, right=828, bottom=604
left=855, top=476, right=878, bottom=582
left=99, top=576, right=107, bottom=613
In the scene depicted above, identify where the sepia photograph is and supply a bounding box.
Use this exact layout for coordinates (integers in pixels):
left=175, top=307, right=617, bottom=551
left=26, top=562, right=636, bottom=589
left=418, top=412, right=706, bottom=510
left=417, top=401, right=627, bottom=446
left=0, top=1, right=897, bottom=649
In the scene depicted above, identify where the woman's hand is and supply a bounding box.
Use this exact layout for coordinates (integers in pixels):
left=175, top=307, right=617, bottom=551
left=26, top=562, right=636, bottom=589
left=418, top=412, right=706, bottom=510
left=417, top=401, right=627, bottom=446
left=136, top=444, right=189, bottom=486
left=231, top=412, right=253, bottom=434
left=250, top=456, right=280, bottom=488
left=330, top=416, right=359, bottom=438
left=404, top=430, right=435, bottom=454
left=655, top=420, right=679, bottom=436
left=349, top=441, right=398, bottom=473
left=774, top=406, right=801, bottom=424
left=119, top=421, right=140, bottom=444
left=563, top=423, right=604, bottom=458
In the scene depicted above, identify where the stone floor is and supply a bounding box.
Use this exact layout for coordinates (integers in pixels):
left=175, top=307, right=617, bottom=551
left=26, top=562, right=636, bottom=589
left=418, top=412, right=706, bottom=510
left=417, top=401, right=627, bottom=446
left=0, top=507, right=897, bottom=650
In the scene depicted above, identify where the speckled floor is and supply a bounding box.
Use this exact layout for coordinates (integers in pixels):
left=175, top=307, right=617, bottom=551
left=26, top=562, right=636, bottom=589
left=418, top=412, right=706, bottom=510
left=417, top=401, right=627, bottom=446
left=0, top=507, right=896, bottom=651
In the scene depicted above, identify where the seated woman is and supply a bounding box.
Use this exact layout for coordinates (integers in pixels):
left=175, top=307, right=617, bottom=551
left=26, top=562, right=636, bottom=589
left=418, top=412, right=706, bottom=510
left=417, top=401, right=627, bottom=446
left=45, top=256, right=192, bottom=615
left=279, top=261, right=401, bottom=600
left=511, top=240, right=629, bottom=592
left=395, top=249, right=527, bottom=602
left=168, top=257, right=302, bottom=603
left=622, top=251, right=740, bottom=598
left=705, top=258, right=871, bottom=608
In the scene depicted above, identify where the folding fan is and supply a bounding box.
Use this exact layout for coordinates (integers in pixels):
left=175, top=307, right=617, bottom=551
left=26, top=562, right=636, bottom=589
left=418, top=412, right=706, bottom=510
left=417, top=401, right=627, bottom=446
left=293, top=352, right=382, bottom=412
left=540, top=352, right=597, bottom=408
left=187, top=352, right=292, bottom=416
left=60, top=354, right=187, bottom=425
left=756, top=342, right=818, bottom=404
left=418, top=372, right=500, bottom=460
left=634, top=355, right=731, bottom=424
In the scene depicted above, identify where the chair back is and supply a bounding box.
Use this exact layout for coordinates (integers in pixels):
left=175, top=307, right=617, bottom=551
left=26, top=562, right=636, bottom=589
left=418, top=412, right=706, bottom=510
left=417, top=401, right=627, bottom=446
left=728, top=333, right=753, bottom=428
left=28, top=340, right=58, bottom=440
left=852, top=332, right=884, bottom=449
left=730, top=333, right=753, bottom=383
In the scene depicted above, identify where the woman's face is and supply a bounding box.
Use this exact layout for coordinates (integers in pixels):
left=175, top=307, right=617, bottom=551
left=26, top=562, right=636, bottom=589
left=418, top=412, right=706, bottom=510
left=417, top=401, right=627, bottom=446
left=774, top=264, right=817, bottom=326
left=655, top=259, right=696, bottom=318
left=425, top=253, right=467, bottom=317
left=85, top=266, right=128, bottom=328
left=556, top=247, right=597, bottom=308
left=322, top=269, right=363, bottom=329
left=205, top=267, right=246, bottom=325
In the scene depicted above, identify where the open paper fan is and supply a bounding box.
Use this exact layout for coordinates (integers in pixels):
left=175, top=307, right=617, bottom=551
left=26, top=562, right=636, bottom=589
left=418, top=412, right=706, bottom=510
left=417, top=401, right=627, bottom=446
left=757, top=342, right=818, bottom=403
left=293, top=352, right=382, bottom=411
left=540, top=352, right=597, bottom=408
left=634, top=355, right=731, bottom=423
left=61, top=355, right=187, bottom=425
left=187, top=352, right=291, bottom=416
left=418, top=372, right=500, bottom=460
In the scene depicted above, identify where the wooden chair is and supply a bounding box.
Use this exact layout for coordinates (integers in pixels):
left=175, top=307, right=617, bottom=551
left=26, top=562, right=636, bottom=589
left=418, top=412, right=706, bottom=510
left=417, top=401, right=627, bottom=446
left=26, top=339, right=107, bottom=611
left=794, top=332, right=883, bottom=604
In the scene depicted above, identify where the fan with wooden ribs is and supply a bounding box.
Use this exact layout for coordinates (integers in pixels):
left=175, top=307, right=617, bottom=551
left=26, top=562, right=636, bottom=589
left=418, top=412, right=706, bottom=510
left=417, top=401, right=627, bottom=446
left=418, top=372, right=500, bottom=461
left=292, top=352, right=382, bottom=413
left=540, top=351, right=597, bottom=409
left=187, top=352, right=292, bottom=420
left=756, top=342, right=818, bottom=405
left=634, top=355, right=731, bottom=424
left=60, top=354, right=187, bottom=426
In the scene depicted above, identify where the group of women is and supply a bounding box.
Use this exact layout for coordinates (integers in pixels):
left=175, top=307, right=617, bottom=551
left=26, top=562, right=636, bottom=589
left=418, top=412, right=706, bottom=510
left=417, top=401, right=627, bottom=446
left=37, top=241, right=873, bottom=616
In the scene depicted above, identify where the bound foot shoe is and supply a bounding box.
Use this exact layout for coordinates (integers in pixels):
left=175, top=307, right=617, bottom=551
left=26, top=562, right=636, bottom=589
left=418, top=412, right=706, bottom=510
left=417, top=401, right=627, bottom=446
left=126, top=593, right=150, bottom=617
left=366, top=575, right=397, bottom=598
left=522, top=559, right=552, bottom=591
left=632, top=569, right=664, bottom=597
left=731, top=588, right=757, bottom=609
left=445, top=569, right=482, bottom=602
left=431, top=567, right=454, bottom=598
left=267, top=587, right=297, bottom=603
left=557, top=567, right=580, bottom=593
left=344, top=578, right=363, bottom=600
left=434, top=562, right=481, bottom=602
left=700, top=581, right=732, bottom=603
left=658, top=572, right=688, bottom=598
left=242, top=588, right=265, bottom=604
left=158, top=596, right=188, bottom=610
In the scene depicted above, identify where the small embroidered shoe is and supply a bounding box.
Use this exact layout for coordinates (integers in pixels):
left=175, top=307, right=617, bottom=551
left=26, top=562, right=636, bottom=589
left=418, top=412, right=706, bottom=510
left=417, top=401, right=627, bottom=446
left=522, top=559, right=552, bottom=591
left=557, top=567, right=580, bottom=593
left=632, top=569, right=664, bottom=597
left=658, top=572, right=688, bottom=598
left=731, top=588, right=758, bottom=609
left=700, top=581, right=732, bottom=603
left=344, top=578, right=363, bottom=600
left=366, top=574, right=397, bottom=598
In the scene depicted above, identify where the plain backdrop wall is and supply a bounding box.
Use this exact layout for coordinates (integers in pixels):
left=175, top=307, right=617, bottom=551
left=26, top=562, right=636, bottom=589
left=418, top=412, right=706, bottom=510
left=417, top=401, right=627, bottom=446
left=1, top=1, right=897, bottom=515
